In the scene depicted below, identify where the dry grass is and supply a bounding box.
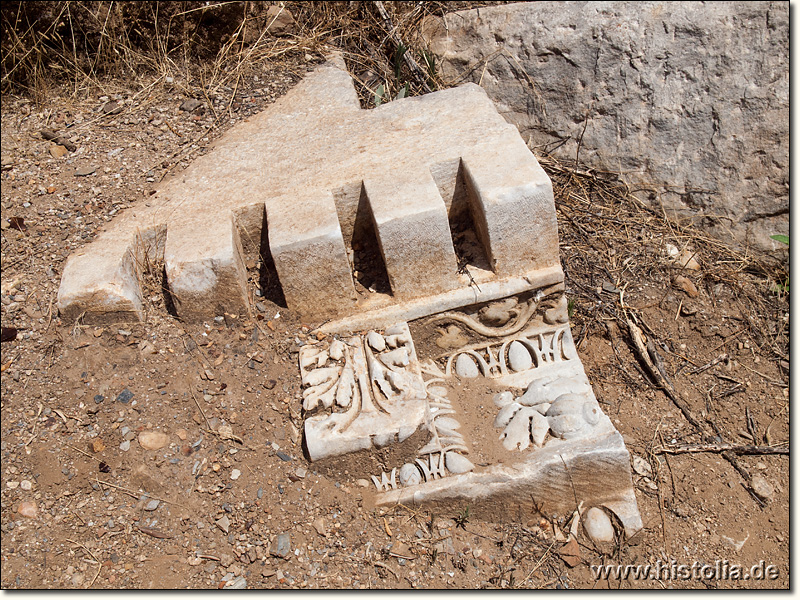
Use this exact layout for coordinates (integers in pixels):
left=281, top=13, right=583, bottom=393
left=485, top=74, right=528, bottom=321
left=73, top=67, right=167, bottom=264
left=0, top=1, right=474, bottom=105
left=540, top=153, right=789, bottom=362
left=2, top=1, right=318, bottom=101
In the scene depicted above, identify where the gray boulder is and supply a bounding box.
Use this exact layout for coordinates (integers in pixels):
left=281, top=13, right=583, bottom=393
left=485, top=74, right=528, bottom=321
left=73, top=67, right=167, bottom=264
left=426, top=2, right=788, bottom=259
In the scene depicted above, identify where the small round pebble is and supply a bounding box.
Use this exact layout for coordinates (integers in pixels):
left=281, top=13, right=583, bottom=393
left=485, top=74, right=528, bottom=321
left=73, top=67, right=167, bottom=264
left=583, top=507, right=615, bottom=543
left=750, top=474, right=774, bottom=502
left=138, top=431, right=169, bottom=450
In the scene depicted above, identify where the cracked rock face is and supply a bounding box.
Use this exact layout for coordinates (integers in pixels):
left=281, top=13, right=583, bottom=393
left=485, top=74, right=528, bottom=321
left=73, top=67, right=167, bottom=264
left=427, top=1, right=789, bottom=259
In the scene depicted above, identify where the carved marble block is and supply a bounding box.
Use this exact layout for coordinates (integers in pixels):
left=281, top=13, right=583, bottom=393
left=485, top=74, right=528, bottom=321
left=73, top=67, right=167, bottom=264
left=300, top=288, right=644, bottom=539
left=300, top=323, right=427, bottom=462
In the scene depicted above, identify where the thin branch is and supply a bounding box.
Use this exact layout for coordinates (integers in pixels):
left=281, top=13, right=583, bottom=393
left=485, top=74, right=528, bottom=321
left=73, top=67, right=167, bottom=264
left=655, top=443, right=788, bottom=456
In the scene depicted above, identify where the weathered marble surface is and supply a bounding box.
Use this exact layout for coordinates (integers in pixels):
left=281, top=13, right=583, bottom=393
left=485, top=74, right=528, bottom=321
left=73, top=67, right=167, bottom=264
left=302, top=289, right=643, bottom=539
left=300, top=323, right=428, bottom=462
left=58, top=54, right=561, bottom=324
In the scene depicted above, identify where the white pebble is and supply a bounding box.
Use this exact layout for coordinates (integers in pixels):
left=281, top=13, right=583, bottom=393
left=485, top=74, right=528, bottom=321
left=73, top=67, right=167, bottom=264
left=583, top=507, right=615, bottom=543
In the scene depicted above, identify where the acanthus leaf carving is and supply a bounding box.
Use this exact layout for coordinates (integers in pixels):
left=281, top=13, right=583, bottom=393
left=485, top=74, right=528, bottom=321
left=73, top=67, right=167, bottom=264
left=301, top=323, right=428, bottom=462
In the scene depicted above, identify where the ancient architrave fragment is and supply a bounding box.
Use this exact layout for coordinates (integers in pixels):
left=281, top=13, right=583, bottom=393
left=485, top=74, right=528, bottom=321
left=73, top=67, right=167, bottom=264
left=57, top=54, right=560, bottom=325
left=304, top=289, right=643, bottom=539
left=54, top=50, right=643, bottom=540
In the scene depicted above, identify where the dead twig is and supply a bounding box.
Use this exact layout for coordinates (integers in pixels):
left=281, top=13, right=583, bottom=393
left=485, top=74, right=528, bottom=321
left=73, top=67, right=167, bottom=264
left=655, top=443, right=788, bottom=456
left=649, top=419, right=668, bottom=554
left=739, top=362, right=788, bottom=387
left=745, top=406, right=758, bottom=443
left=373, top=560, right=400, bottom=580
left=646, top=338, right=674, bottom=390
left=138, top=526, right=173, bottom=539
left=689, top=354, right=729, bottom=375
left=94, top=478, right=190, bottom=510
left=624, top=314, right=708, bottom=434
left=23, top=403, right=44, bottom=450
left=189, top=387, right=213, bottom=432
left=40, top=129, right=77, bottom=151
left=65, top=538, right=102, bottom=588
left=67, top=444, right=106, bottom=464
left=623, top=309, right=769, bottom=504
left=518, top=540, right=558, bottom=587
left=763, top=403, right=788, bottom=445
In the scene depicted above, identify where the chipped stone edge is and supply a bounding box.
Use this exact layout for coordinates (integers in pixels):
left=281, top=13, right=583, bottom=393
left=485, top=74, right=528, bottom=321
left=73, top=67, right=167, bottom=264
left=374, top=426, right=644, bottom=539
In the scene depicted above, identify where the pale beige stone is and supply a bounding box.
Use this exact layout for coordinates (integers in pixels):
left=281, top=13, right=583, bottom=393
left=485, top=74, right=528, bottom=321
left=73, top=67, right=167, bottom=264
left=138, top=431, right=169, bottom=450
left=17, top=501, right=38, bottom=518
left=57, top=231, right=145, bottom=323
left=583, top=507, right=615, bottom=543
left=363, top=170, right=459, bottom=298
left=57, top=54, right=562, bottom=325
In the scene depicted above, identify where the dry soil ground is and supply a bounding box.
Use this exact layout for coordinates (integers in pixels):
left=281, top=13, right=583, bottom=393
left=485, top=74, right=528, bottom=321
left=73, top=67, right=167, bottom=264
left=0, top=41, right=790, bottom=590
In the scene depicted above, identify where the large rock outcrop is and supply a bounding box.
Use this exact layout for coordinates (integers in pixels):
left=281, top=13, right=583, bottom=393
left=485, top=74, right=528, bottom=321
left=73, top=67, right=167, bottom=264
left=426, top=2, right=788, bottom=259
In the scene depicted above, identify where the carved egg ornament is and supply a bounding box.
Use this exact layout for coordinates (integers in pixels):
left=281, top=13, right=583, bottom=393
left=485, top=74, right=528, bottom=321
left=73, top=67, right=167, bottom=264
left=455, top=353, right=480, bottom=378
left=507, top=340, right=533, bottom=372
left=399, top=463, right=422, bottom=486
left=445, top=451, right=475, bottom=474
